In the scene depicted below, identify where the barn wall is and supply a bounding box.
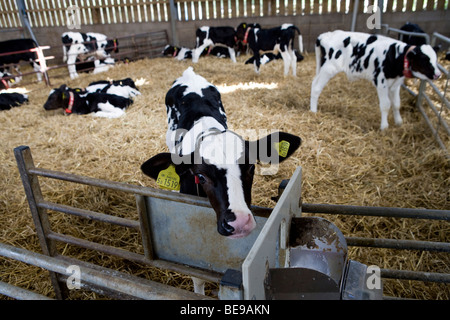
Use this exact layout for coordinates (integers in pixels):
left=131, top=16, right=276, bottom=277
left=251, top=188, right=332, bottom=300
left=0, top=0, right=449, bottom=64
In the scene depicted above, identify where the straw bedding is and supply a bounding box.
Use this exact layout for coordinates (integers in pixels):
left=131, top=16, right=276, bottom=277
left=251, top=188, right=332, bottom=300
left=0, top=53, right=448, bottom=300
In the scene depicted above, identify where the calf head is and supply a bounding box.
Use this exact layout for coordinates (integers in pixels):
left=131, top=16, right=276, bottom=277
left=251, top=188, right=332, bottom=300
left=105, top=38, right=119, bottom=54
left=236, top=23, right=261, bottom=43
left=43, top=85, right=84, bottom=113
left=141, top=131, right=301, bottom=238
left=407, top=45, right=441, bottom=80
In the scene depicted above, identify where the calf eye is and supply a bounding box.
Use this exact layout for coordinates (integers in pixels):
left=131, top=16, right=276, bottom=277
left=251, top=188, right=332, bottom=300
left=197, top=174, right=207, bottom=184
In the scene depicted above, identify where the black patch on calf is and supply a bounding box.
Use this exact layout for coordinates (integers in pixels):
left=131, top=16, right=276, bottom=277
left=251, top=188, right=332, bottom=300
left=328, top=48, right=334, bottom=60
left=343, top=37, right=351, bottom=47
left=320, top=45, right=327, bottom=67
left=350, top=43, right=366, bottom=72
left=367, top=35, right=377, bottom=45
left=335, top=50, right=342, bottom=59
left=373, top=58, right=381, bottom=86
left=364, top=48, right=374, bottom=69
left=382, top=43, right=404, bottom=79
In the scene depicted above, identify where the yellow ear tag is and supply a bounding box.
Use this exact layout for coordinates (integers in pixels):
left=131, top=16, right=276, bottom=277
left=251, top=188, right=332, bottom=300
left=156, top=165, right=180, bottom=191
left=275, top=140, right=290, bottom=157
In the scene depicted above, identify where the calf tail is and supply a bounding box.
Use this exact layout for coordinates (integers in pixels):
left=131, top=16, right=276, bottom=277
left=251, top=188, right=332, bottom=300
left=292, top=26, right=304, bottom=53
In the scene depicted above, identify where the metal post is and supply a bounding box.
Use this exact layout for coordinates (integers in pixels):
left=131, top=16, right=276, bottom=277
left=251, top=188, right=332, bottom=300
left=350, top=0, right=359, bottom=31
left=169, top=0, right=179, bottom=46
left=16, top=0, right=38, bottom=44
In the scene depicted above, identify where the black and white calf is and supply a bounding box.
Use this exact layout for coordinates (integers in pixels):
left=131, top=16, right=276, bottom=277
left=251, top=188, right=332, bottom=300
left=192, top=26, right=237, bottom=63
left=62, top=32, right=118, bottom=79
left=311, top=30, right=441, bottom=130
left=164, top=44, right=231, bottom=61
left=85, top=78, right=140, bottom=98
left=399, top=22, right=428, bottom=46
left=76, top=57, right=115, bottom=75
left=141, top=67, right=301, bottom=238
left=162, top=45, right=194, bottom=60
left=43, top=78, right=138, bottom=118
left=0, top=38, right=43, bottom=82
left=0, top=91, right=28, bottom=110
left=236, top=23, right=303, bottom=76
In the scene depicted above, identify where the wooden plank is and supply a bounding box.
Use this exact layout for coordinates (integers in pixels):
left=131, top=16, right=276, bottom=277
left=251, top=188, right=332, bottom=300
left=426, top=0, right=435, bottom=10
left=305, top=0, right=311, bottom=14
left=436, top=0, right=446, bottom=9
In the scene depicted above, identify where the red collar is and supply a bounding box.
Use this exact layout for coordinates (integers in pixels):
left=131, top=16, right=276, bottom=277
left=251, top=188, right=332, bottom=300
left=113, top=39, right=118, bottom=52
left=403, top=46, right=416, bottom=78
left=194, top=175, right=200, bottom=184
left=1, top=79, right=9, bottom=89
left=64, top=91, right=75, bottom=115
left=243, top=27, right=251, bottom=44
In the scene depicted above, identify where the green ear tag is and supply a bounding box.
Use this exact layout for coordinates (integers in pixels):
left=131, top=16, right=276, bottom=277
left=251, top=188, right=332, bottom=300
left=156, top=165, right=180, bottom=191
left=275, top=140, right=290, bottom=158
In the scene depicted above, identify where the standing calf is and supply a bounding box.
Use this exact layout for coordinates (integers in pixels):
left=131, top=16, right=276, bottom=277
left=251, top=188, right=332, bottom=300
left=141, top=67, right=301, bottom=238
left=236, top=23, right=303, bottom=76
left=310, top=30, right=441, bottom=130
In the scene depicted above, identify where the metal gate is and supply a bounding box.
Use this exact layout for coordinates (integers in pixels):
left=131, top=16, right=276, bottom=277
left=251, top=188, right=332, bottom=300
left=1, top=145, right=449, bottom=300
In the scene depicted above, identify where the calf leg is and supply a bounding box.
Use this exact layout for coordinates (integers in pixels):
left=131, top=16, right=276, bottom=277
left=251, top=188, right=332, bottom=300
left=289, top=48, right=297, bottom=76
left=228, top=47, right=237, bottom=63
left=389, top=82, right=403, bottom=126
left=253, top=53, right=261, bottom=74
left=377, top=86, right=391, bottom=130
left=30, top=60, right=42, bottom=82
left=279, top=47, right=292, bottom=76
left=66, top=52, right=79, bottom=79
left=310, top=67, right=336, bottom=112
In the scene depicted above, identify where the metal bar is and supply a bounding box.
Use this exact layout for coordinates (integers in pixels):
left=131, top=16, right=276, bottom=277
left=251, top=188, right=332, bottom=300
left=28, top=166, right=212, bottom=208
left=416, top=100, right=449, bottom=157
left=0, top=281, right=54, bottom=300
left=13, top=145, right=64, bottom=299
left=302, top=203, right=450, bottom=221
left=381, top=268, right=450, bottom=283
left=346, top=237, right=450, bottom=252
left=0, top=242, right=211, bottom=300
left=27, top=165, right=271, bottom=217
left=135, top=194, right=154, bottom=260
left=383, top=26, right=431, bottom=44
left=47, top=230, right=222, bottom=283
left=38, top=200, right=140, bottom=230
left=422, top=90, right=450, bottom=135
left=47, top=231, right=148, bottom=264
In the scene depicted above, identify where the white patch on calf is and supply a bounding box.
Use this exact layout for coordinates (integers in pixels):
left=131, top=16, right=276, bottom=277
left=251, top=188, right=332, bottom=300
left=93, top=102, right=125, bottom=118
left=172, top=67, right=211, bottom=97
left=199, top=131, right=256, bottom=238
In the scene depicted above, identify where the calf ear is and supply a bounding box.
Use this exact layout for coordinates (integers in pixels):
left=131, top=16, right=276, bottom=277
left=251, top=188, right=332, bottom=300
left=141, top=153, right=173, bottom=180
left=141, top=152, right=194, bottom=180
left=248, top=132, right=301, bottom=164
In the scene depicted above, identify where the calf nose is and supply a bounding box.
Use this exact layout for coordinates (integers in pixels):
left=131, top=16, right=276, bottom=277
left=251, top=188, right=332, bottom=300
left=228, top=211, right=256, bottom=239
left=434, top=71, right=441, bottom=80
